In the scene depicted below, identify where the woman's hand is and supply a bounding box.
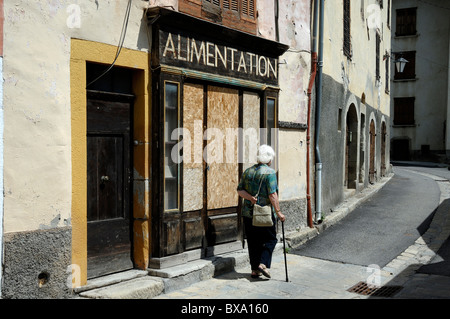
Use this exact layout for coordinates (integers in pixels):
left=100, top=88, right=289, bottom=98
left=237, top=190, right=257, bottom=204
left=277, top=211, right=286, bottom=223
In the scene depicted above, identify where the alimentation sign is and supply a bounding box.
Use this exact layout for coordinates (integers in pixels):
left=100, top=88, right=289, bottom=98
left=158, top=29, right=279, bottom=85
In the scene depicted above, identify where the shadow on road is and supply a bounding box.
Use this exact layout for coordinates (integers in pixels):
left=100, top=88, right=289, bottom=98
left=369, top=196, right=450, bottom=299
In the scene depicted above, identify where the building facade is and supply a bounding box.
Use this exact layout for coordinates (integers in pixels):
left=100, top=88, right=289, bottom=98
left=0, top=0, right=312, bottom=298
left=390, top=0, right=450, bottom=162
left=0, top=0, right=393, bottom=299
left=315, top=0, right=392, bottom=216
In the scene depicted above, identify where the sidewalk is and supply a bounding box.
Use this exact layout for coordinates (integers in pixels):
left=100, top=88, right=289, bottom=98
left=74, top=169, right=450, bottom=299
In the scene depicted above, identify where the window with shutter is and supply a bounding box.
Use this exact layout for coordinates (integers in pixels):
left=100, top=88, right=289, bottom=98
left=242, top=0, right=255, bottom=18
left=343, top=0, right=351, bottom=58
left=385, top=54, right=390, bottom=93
left=396, top=8, right=417, bottom=36
left=223, top=0, right=239, bottom=12
left=394, top=51, right=416, bottom=80
left=376, top=33, right=380, bottom=80
left=394, top=97, right=415, bottom=125
left=179, top=0, right=257, bottom=34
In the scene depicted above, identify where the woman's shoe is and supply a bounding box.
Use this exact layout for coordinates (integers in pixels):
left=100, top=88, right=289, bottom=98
left=258, top=264, right=271, bottom=278
left=251, top=270, right=261, bottom=278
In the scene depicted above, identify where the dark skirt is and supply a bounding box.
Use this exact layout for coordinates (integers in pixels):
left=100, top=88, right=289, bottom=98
left=243, top=214, right=278, bottom=270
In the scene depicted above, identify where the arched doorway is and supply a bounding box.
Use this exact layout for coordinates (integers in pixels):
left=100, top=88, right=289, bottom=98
left=345, top=104, right=358, bottom=189
left=380, top=122, right=386, bottom=176
left=369, top=119, right=376, bottom=184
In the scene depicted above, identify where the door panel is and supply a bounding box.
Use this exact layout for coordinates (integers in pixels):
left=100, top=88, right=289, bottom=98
left=206, top=86, right=239, bottom=210
left=87, top=93, right=133, bottom=278
left=206, top=86, right=240, bottom=246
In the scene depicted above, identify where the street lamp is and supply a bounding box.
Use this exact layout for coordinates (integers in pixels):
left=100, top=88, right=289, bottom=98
left=395, top=57, right=408, bottom=73
left=383, top=52, right=408, bottom=73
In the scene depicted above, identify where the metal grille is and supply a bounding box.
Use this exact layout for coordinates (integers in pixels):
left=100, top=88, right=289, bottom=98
left=347, top=282, right=403, bottom=298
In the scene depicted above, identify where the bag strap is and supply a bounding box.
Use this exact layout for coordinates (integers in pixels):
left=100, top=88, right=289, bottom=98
left=255, top=175, right=265, bottom=199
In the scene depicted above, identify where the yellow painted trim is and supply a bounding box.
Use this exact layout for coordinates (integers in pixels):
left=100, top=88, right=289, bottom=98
left=70, top=39, right=150, bottom=287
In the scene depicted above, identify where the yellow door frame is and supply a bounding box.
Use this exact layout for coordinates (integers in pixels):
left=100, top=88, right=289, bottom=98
left=70, top=39, right=150, bottom=287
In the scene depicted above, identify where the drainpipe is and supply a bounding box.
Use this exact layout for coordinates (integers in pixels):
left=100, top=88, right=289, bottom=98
left=314, top=0, right=325, bottom=223
left=306, top=0, right=319, bottom=228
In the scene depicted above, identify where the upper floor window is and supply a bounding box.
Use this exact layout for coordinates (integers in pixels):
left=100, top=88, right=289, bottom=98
left=396, top=7, right=417, bottom=36
left=376, top=33, right=381, bottom=81
left=394, top=97, right=415, bottom=126
left=394, top=51, right=416, bottom=80
left=343, top=0, right=352, bottom=58
left=180, top=0, right=257, bottom=34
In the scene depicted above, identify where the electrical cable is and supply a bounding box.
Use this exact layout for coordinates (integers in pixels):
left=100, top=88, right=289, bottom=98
left=86, top=0, right=133, bottom=88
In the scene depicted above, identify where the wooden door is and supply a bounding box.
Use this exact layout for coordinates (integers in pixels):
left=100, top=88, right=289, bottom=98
left=369, top=120, right=376, bottom=184
left=205, top=86, right=240, bottom=247
left=381, top=122, right=386, bottom=176
left=87, top=91, right=134, bottom=278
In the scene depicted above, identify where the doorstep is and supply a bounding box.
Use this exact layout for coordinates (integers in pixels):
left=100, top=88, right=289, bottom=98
left=73, top=245, right=279, bottom=299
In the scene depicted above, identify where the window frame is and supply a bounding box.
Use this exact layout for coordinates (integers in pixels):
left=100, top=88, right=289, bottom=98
left=163, top=80, right=182, bottom=213
left=261, top=89, right=278, bottom=170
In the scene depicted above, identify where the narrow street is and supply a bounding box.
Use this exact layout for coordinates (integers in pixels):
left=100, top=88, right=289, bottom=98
left=154, top=164, right=450, bottom=301
left=292, top=166, right=440, bottom=268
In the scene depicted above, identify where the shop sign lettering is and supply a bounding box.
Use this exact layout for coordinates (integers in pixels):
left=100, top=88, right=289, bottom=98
left=159, top=30, right=279, bottom=85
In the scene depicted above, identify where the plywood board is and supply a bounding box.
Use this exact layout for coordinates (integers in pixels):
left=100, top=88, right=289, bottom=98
left=183, top=83, right=204, bottom=212
left=183, top=167, right=203, bottom=212
left=206, top=86, right=239, bottom=210
left=183, top=83, right=204, bottom=169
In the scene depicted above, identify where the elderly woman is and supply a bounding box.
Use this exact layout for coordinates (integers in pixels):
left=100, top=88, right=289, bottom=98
left=237, top=145, right=285, bottom=279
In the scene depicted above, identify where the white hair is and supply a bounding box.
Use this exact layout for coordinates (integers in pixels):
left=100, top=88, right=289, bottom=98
left=257, top=144, right=275, bottom=164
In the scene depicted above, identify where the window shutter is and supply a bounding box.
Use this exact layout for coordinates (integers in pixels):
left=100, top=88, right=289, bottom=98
left=343, top=0, right=351, bottom=57
left=204, top=0, right=220, bottom=6
left=242, top=0, right=255, bottom=18
left=376, top=33, right=380, bottom=80
left=394, top=97, right=415, bottom=125
left=396, top=8, right=417, bottom=36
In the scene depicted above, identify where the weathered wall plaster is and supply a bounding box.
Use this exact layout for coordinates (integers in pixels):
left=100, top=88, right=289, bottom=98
left=3, top=0, right=150, bottom=233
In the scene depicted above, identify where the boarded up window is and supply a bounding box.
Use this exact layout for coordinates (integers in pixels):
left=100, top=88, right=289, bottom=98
left=394, top=97, right=415, bottom=125
left=396, top=8, right=417, bottom=36
left=343, top=0, right=351, bottom=58
left=394, top=51, right=416, bottom=80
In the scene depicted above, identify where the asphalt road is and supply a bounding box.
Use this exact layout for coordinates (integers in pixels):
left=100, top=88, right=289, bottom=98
left=292, top=166, right=442, bottom=269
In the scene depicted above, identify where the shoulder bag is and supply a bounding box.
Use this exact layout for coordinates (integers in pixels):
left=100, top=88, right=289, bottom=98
left=252, top=175, right=273, bottom=227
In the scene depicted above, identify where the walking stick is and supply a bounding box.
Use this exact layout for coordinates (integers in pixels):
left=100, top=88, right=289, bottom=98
left=281, top=221, right=289, bottom=282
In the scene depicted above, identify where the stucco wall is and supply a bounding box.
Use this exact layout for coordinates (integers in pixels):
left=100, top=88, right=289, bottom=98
left=3, top=0, right=150, bottom=234
left=258, top=0, right=311, bottom=230
left=318, top=0, right=392, bottom=216
left=323, top=0, right=391, bottom=115
left=0, top=55, right=4, bottom=298
left=2, top=0, right=312, bottom=296
left=391, top=0, right=450, bottom=154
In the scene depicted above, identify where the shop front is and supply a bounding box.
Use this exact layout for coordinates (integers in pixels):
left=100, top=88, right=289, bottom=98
left=147, top=8, right=288, bottom=268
